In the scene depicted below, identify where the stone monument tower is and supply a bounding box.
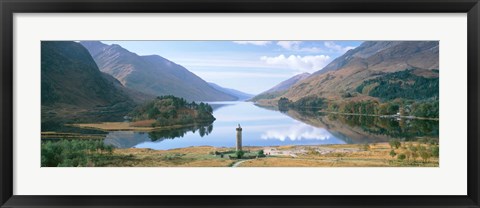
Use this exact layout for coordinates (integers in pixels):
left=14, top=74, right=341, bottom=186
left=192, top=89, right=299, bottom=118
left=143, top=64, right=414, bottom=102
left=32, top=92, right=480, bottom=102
left=236, top=124, right=242, bottom=151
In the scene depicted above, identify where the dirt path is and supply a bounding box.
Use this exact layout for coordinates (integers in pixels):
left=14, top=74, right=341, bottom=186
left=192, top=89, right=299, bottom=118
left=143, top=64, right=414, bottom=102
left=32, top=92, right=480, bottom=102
left=231, top=159, right=253, bottom=167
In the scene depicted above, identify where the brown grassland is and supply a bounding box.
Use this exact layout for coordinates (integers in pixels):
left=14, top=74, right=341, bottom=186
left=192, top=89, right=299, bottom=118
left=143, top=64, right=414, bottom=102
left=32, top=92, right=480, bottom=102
left=97, top=142, right=438, bottom=167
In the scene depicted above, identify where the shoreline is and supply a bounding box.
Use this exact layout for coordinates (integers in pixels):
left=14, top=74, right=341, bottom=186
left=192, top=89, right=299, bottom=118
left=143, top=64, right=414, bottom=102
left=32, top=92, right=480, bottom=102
left=67, top=122, right=208, bottom=131
left=317, top=111, right=439, bottom=121
left=253, top=102, right=438, bottom=121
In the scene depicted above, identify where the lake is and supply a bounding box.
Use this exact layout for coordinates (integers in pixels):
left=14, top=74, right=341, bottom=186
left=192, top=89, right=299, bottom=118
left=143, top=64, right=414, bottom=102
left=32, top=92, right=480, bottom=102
left=103, top=101, right=439, bottom=150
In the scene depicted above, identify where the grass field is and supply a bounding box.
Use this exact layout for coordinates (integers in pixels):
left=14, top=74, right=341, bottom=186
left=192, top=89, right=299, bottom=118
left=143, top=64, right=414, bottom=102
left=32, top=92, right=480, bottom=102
left=62, top=142, right=437, bottom=167
left=238, top=143, right=438, bottom=167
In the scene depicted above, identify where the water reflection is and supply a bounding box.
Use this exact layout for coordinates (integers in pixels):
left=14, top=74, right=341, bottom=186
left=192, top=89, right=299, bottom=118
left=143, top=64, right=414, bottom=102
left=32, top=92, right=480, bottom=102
left=284, top=110, right=439, bottom=143
left=104, top=124, right=213, bottom=148
left=102, top=102, right=439, bottom=150
left=148, top=124, right=213, bottom=141
left=261, top=121, right=335, bottom=141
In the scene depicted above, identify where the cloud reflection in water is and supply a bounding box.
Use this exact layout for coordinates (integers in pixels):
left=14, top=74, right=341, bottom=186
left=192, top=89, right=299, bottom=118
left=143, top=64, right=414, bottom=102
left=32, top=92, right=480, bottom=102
left=260, top=122, right=334, bottom=141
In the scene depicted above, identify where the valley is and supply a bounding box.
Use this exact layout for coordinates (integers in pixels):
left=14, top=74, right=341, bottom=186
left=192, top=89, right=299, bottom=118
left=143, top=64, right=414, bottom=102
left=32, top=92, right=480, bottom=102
left=41, top=40, right=439, bottom=167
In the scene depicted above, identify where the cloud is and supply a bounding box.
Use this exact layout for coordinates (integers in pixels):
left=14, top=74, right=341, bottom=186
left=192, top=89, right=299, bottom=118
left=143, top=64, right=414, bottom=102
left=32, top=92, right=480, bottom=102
left=324, top=41, right=355, bottom=53
left=233, top=41, right=272, bottom=46
left=277, top=41, right=302, bottom=50
left=277, top=41, right=322, bottom=52
left=260, top=54, right=331, bottom=73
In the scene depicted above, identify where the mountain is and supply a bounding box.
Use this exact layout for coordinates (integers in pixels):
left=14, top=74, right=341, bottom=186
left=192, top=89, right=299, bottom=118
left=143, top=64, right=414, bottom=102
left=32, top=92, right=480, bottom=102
left=100, top=72, right=155, bottom=104
left=312, top=42, right=404, bottom=76
left=265, top=72, right=311, bottom=93
left=80, top=41, right=237, bottom=102
left=41, top=41, right=136, bottom=127
left=208, top=83, right=253, bottom=100
left=257, top=41, right=439, bottom=104
left=250, top=72, right=310, bottom=101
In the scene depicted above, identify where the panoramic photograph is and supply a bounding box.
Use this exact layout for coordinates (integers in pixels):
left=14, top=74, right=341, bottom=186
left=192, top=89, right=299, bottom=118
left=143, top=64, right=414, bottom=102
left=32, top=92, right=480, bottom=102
left=41, top=40, right=439, bottom=167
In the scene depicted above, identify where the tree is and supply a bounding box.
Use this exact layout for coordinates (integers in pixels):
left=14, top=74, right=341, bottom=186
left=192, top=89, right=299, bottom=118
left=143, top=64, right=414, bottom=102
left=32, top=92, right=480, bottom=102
left=420, top=150, right=431, bottom=162
left=389, top=150, right=397, bottom=158
left=431, top=145, right=439, bottom=158
left=278, top=97, right=291, bottom=111
left=362, top=143, right=370, bottom=151
left=235, top=150, right=245, bottom=159
left=397, top=154, right=406, bottom=161
left=257, top=150, right=265, bottom=157
left=408, top=144, right=418, bottom=152
left=389, top=139, right=401, bottom=149
left=411, top=151, right=419, bottom=162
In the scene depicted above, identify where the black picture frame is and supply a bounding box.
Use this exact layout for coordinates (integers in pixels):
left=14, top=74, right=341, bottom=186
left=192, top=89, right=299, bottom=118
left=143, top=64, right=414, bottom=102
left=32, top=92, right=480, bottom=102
left=1, top=0, right=479, bottom=207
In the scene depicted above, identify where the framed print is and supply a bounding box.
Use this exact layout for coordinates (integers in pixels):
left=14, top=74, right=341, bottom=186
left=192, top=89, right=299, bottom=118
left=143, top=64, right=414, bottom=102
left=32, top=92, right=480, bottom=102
left=1, top=0, right=479, bottom=207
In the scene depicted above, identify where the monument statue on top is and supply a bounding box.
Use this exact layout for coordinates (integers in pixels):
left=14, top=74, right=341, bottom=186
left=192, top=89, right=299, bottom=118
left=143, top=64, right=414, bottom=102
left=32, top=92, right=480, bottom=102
left=236, top=124, right=242, bottom=151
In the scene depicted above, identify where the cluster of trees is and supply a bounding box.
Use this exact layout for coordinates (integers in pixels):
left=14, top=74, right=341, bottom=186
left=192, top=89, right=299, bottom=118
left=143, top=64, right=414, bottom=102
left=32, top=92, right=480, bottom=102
left=128, top=95, right=215, bottom=127
left=327, top=99, right=438, bottom=118
left=278, top=97, right=291, bottom=111
left=387, top=139, right=439, bottom=163
left=329, top=100, right=382, bottom=115
left=280, top=96, right=438, bottom=119
left=41, top=139, right=114, bottom=167
left=356, top=69, right=439, bottom=101
left=278, top=96, right=326, bottom=111
left=410, top=101, right=439, bottom=118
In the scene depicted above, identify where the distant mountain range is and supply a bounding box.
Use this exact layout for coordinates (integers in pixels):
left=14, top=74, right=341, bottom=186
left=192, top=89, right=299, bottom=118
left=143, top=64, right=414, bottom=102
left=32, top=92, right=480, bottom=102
left=250, top=72, right=310, bottom=101
left=254, top=41, right=439, bottom=105
left=41, top=41, right=136, bottom=125
left=80, top=41, right=239, bottom=102
left=208, top=83, right=253, bottom=101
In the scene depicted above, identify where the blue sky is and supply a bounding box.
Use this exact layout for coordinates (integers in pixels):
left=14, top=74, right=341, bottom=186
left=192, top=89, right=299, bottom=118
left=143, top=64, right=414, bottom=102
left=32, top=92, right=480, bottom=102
left=103, top=40, right=363, bottom=94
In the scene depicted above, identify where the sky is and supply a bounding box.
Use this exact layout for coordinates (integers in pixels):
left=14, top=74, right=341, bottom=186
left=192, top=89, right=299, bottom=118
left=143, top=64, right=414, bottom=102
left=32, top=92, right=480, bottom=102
left=103, top=40, right=363, bottom=94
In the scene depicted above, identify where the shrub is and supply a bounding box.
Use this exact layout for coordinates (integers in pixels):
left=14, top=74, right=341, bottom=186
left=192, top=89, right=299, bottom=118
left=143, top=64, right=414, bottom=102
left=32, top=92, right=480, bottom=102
left=389, top=139, right=401, bottom=149
left=397, top=154, right=406, bottom=161
left=411, top=151, right=419, bottom=161
left=362, top=144, right=371, bottom=151
left=41, top=139, right=114, bottom=167
left=420, top=150, right=431, bottom=162
left=257, top=150, right=265, bottom=157
left=431, top=145, right=439, bottom=157
left=235, top=150, right=245, bottom=159
left=389, top=150, right=397, bottom=158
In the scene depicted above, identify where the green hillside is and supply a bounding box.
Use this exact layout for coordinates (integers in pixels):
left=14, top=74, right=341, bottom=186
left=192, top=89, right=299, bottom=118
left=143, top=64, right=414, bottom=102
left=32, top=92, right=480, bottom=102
left=41, top=41, right=135, bottom=129
left=356, top=69, right=439, bottom=101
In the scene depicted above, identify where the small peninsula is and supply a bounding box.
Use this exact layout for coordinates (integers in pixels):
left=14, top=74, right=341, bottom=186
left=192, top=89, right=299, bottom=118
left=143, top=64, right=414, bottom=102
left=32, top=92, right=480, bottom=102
left=72, top=95, right=215, bottom=131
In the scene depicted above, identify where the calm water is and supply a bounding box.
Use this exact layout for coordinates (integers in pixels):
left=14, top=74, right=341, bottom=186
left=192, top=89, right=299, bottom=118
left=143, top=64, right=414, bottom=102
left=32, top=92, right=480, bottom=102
left=103, top=101, right=439, bottom=150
